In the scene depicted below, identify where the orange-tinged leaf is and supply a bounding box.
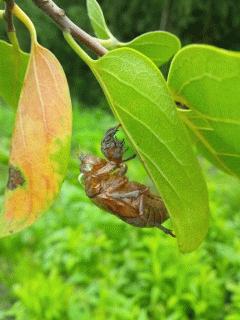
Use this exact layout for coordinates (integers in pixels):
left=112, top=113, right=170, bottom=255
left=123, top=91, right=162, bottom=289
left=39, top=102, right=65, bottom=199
left=0, top=43, right=72, bottom=237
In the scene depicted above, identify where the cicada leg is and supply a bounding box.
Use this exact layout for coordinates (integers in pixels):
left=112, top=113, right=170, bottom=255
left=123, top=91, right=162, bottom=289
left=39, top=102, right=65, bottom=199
left=158, top=225, right=176, bottom=238
left=101, top=125, right=136, bottom=163
left=123, top=154, right=136, bottom=162
left=101, top=125, right=124, bottom=162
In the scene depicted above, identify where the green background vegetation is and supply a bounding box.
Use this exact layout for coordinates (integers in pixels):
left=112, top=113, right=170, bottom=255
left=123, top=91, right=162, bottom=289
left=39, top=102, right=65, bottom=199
left=1, top=0, right=240, bottom=319
left=1, top=106, right=240, bottom=319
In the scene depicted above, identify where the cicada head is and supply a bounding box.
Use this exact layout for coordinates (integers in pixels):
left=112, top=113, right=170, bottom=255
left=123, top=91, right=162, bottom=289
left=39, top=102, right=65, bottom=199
left=101, top=125, right=124, bottom=163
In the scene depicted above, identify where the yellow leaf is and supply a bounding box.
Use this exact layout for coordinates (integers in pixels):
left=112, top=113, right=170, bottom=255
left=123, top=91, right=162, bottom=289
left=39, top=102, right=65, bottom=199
left=0, top=43, right=72, bottom=237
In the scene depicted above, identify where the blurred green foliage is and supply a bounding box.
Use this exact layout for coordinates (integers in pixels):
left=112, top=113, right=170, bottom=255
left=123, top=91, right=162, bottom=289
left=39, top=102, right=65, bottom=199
left=0, top=0, right=240, bottom=105
left=1, top=104, right=240, bottom=319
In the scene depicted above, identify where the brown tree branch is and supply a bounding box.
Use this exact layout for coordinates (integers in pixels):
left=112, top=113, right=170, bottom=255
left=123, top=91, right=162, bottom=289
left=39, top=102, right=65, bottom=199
left=31, top=0, right=107, bottom=56
left=4, top=0, right=15, bottom=32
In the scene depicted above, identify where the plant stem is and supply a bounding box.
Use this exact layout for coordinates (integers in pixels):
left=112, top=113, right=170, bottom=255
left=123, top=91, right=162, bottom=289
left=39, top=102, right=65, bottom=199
left=12, top=3, right=37, bottom=45
left=7, top=31, right=20, bottom=49
left=3, top=1, right=20, bottom=49
left=32, top=0, right=108, bottom=57
left=63, top=32, right=93, bottom=66
left=99, top=37, right=119, bottom=49
left=4, top=0, right=15, bottom=32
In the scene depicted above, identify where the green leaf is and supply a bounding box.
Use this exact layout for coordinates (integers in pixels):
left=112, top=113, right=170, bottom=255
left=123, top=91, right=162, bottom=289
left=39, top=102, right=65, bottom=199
left=87, top=0, right=112, bottom=39
left=168, top=44, right=240, bottom=178
left=89, top=48, right=209, bottom=252
left=120, top=31, right=181, bottom=66
left=0, top=40, right=29, bottom=109
left=86, top=0, right=180, bottom=66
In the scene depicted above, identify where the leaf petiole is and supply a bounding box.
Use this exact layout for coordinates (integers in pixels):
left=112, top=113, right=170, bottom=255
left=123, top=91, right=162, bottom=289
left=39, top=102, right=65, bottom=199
left=12, top=4, right=37, bottom=45
left=7, top=31, right=20, bottom=49
left=63, top=32, right=93, bottom=66
left=0, top=6, right=20, bottom=49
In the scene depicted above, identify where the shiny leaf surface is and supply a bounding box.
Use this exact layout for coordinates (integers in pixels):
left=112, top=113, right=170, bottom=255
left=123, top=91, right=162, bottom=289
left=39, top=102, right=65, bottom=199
left=120, top=31, right=181, bottom=66
left=90, top=48, right=209, bottom=252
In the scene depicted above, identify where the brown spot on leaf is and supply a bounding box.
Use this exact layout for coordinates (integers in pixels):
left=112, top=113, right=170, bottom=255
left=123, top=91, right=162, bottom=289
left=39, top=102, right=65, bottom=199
left=7, top=166, right=25, bottom=190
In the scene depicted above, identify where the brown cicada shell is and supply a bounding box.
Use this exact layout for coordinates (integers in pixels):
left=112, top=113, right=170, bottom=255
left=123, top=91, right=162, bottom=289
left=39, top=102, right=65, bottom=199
left=79, top=125, right=174, bottom=237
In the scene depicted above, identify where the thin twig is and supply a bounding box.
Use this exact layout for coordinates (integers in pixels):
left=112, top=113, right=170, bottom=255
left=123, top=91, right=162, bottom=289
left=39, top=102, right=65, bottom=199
left=32, top=0, right=108, bottom=56
left=4, top=0, right=20, bottom=48
left=4, top=0, right=15, bottom=32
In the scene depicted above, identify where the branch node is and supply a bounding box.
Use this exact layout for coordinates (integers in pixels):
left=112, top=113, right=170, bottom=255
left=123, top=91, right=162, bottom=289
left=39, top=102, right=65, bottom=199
left=32, top=0, right=107, bottom=56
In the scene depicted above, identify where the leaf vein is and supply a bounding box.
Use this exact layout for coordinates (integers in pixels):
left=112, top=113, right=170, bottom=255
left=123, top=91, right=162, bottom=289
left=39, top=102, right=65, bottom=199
left=99, top=67, right=172, bottom=123
left=32, top=52, right=49, bottom=133
left=116, top=102, right=194, bottom=184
